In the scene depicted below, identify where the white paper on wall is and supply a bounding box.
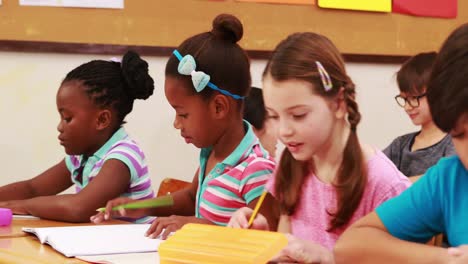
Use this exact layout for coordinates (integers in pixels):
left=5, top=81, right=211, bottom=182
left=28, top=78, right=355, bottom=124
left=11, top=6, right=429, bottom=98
left=19, top=0, right=124, bottom=9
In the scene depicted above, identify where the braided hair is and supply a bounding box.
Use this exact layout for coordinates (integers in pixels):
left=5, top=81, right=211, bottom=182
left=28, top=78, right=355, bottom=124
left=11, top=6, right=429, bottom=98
left=265, top=32, right=366, bottom=231
left=63, top=50, right=154, bottom=125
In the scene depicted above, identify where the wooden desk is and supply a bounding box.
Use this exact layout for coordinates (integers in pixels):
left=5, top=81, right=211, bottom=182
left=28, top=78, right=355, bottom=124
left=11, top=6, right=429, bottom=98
left=0, top=236, right=85, bottom=263
left=0, top=217, right=130, bottom=263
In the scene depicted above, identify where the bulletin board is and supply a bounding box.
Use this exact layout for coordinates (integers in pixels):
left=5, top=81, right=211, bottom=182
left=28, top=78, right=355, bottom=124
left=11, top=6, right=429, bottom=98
left=0, top=0, right=466, bottom=61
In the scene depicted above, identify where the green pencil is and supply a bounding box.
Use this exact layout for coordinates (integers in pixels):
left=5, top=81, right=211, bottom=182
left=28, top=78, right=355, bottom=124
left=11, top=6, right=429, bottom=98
left=96, top=195, right=174, bottom=212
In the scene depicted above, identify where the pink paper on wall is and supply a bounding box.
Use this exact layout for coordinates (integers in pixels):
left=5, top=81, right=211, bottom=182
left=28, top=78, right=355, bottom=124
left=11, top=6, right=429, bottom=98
left=393, top=0, right=457, bottom=18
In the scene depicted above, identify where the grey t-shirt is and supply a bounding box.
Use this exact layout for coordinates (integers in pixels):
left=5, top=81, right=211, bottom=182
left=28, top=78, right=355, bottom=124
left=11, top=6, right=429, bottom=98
left=383, top=132, right=456, bottom=177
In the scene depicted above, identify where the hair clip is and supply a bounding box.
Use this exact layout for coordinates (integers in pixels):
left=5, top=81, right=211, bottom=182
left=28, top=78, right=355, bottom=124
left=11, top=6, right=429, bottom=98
left=315, top=61, right=333, bottom=92
left=173, top=50, right=244, bottom=100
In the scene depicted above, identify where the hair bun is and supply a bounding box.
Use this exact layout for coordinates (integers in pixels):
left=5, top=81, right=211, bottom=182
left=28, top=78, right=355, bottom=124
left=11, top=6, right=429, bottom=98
left=121, top=50, right=155, bottom=100
left=211, top=14, right=243, bottom=43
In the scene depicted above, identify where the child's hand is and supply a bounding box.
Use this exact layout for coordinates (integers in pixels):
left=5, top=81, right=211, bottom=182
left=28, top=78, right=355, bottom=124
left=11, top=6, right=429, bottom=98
left=90, top=197, right=145, bottom=223
left=0, top=200, right=28, bottom=215
left=227, top=207, right=269, bottom=230
left=145, top=215, right=198, bottom=240
left=448, top=246, right=468, bottom=264
left=271, top=234, right=334, bottom=264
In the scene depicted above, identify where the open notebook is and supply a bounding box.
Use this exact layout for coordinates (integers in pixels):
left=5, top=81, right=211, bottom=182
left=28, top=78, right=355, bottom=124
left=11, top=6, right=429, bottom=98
left=22, top=224, right=162, bottom=257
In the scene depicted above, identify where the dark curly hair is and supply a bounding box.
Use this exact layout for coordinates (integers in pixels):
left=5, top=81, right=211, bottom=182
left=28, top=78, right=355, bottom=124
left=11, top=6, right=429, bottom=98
left=63, top=50, right=155, bottom=124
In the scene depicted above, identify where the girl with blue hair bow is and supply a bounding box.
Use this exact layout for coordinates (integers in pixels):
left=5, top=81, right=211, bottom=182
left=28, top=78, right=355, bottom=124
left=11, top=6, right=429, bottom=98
left=92, top=13, right=278, bottom=239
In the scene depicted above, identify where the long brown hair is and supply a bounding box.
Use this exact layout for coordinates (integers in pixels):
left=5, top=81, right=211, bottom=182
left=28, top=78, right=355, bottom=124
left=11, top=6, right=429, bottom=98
left=265, top=32, right=367, bottom=231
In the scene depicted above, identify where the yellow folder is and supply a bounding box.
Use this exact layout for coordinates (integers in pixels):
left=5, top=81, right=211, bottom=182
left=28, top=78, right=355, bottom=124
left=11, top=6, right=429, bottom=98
left=318, top=0, right=391, bottom=12
left=159, top=223, right=288, bottom=264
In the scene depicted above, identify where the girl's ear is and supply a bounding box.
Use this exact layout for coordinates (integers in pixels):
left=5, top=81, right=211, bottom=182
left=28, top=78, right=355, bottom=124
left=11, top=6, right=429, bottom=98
left=334, top=87, right=347, bottom=119
left=96, top=109, right=112, bottom=131
left=209, top=94, right=230, bottom=119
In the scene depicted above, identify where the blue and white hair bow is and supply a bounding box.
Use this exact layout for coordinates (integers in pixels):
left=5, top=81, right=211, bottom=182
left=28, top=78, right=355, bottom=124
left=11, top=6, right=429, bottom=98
left=173, top=50, right=244, bottom=100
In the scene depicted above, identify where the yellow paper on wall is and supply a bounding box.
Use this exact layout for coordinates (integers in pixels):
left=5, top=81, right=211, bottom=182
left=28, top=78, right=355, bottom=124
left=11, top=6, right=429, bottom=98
left=318, top=0, right=391, bottom=12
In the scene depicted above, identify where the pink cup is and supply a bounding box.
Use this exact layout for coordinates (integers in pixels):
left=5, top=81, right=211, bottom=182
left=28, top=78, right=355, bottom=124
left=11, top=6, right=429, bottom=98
left=0, top=208, right=12, bottom=226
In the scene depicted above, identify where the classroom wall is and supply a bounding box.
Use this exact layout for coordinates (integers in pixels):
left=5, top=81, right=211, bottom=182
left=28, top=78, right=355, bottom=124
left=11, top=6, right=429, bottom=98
left=2, top=0, right=467, bottom=56
left=0, top=51, right=414, bottom=193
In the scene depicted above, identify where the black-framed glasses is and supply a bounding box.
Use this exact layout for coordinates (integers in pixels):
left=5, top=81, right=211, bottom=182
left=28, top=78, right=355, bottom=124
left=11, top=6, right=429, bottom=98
left=394, top=93, right=426, bottom=108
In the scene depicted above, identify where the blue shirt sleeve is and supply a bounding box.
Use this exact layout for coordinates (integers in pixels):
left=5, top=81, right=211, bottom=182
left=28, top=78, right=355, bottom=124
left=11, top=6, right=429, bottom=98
left=376, top=164, right=445, bottom=243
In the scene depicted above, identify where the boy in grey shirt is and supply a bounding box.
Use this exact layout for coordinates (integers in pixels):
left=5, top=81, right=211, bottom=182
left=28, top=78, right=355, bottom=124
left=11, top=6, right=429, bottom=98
left=384, top=132, right=455, bottom=177
left=384, top=52, right=455, bottom=181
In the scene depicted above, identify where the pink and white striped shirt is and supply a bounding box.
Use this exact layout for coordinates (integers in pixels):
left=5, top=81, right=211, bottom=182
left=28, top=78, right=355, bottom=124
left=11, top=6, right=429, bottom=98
left=195, top=121, right=276, bottom=225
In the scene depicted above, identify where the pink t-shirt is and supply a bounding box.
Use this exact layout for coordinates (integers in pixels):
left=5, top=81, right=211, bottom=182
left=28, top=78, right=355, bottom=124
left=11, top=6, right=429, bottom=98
left=266, top=150, right=411, bottom=250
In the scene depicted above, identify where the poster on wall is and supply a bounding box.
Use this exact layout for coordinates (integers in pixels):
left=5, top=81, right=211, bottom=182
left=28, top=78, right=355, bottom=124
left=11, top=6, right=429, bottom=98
left=235, top=0, right=314, bottom=5
left=19, top=0, right=124, bottom=9
left=393, top=0, right=457, bottom=18
left=318, top=0, right=391, bottom=12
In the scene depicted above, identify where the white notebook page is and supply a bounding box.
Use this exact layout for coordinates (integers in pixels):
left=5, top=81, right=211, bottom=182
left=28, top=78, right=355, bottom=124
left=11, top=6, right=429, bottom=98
left=22, top=224, right=162, bottom=257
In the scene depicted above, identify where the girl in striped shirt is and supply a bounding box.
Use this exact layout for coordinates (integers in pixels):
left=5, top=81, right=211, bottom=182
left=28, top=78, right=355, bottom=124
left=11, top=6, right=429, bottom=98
left=92, top=14, right=278, bottom=239
left=0, top=51, right=155, bottom=223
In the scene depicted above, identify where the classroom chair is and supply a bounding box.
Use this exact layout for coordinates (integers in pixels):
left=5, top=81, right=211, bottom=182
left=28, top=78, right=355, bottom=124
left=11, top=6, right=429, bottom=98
left=157, top=178, right=191, bottom=197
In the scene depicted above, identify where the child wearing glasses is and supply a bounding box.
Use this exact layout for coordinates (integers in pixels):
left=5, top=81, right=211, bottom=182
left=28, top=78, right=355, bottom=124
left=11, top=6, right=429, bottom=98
left=335, top=22, right=468, bottom=263
left=383, top=52, right=455, bottom=182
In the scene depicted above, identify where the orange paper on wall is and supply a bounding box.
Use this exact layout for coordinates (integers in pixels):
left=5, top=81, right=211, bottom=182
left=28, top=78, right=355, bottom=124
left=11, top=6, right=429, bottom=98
left=236, top=0, right=314, bottom=5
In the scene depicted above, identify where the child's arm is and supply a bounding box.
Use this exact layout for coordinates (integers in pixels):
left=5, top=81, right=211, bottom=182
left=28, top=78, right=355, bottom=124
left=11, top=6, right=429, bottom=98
left=335, top=159, right=457, bottom=263
left=147, top=168, right=200, bottom=216
left=273, top=234, right=334, bottom=264
left=147, top=181, right=197, bottom=216
left=334, top=212, right=451, bottom=264
left=138, top=170, right=208, bottom=239
left=95, top=169, right=205, bottom=239
left=247, top=193, right=279, bottom=231
left=227, top=194, right=279, bottom=231
left=146, top=179, right=279, bottom=239
left=92, top=169, right=201, bottom=223
left=145, top=214, right=214, bottom=239
left=6, top=159, right=132, bottom=222
left=0, top=160, right=73, bottom=201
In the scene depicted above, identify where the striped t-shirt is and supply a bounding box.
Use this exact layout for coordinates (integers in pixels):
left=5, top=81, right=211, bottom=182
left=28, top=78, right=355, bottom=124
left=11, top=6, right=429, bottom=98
left=195, top=120, right=276, bottom=226
left=65, top=127, right=154, bottom=223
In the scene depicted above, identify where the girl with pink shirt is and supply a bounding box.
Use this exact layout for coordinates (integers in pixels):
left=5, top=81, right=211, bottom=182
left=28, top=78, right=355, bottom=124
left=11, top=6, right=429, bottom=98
left=228, top=32, right=411, bottom=263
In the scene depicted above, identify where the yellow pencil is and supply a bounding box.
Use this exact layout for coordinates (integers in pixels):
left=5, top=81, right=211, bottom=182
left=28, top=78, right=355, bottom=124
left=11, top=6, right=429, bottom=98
left=247, top=191, right=268, bottom=228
